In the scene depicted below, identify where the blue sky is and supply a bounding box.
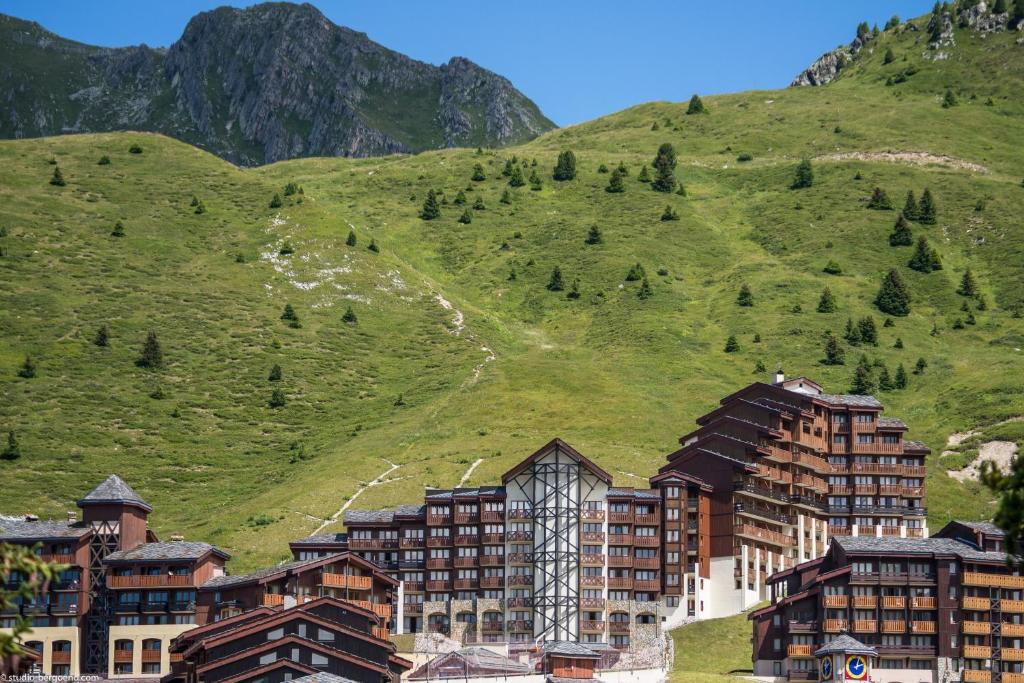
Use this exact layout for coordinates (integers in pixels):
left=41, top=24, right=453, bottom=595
left=3, top=0, right=935, bottom=126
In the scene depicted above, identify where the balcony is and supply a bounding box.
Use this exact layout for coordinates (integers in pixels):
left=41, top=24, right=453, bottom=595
left=507, top=531, right=533, bottom=542
left=880, top=596, right=905, bottom=609
left=372, top=626, right=390, bottom=640
left=582, top=554, right=605, bottom=566
left=788, top=621, right=818, bottom=632
left=754, top=463, right=792, bottom=485
left=425, top=581, right=452, bottom=591
left=852, top=620, right=877, bottom=633
left=794, top=473, right=828, bottom=494
left=854, top=484, right=877, bottom=496
left=506, top=597, right=533, bottom=608
left=454, top=510, right=479, bottom=524
left=507, top=575, right=533, bottom=586
left=962, top=621, right=990, bottom=635
left=426, top=558, right=451, bottom=569
left=581, top=509, right=604, bottom=520
left=480, top=555, right=503, bottom=566
left=828, top=485, right=852, bottom=495
left=734, top=503, right=793, bottom=526
left=823, top=594, right=848, bottom=608
left=481, top=620, right=504, bottom=632
left=322, top=573, right=372, bottom=590
left=581, top=532, right=605, bottom=543
left=509, top=509, right=533, bottom=520
left=786, top=644, right=814, bottom=658
left=508, top=620, right=533, bottom=632
left=480, top=577, right=503, bottom=589
left=733, top=481, right=789, bottom=504
left=902, top=486, right=924, bottom=497
left=108, top=575, right=193, bottom=589
left=581, top=598, right=604, bottom=609
left=963, top=645, right=992, bottom=659
left=581, top=576, right=605, bottom=587
left=580, top=620, right=605, bottom=632
left=1005, top=599, right=1024, bottom=613
left=455, top=535, right=478, bottom=546
left=507, top=553, right=534, bottom=564
left=911, top=621, right=935, bottom=634
left=792, top=451, right=831, bottom=473
left=963, top=671, right=992, bottom=683
left=113, top=649, right=133, bottom=664
left=609, top=512, right=633, bottom=523
left=828, top=525, right=851, bottom=536
left=481, top=533, right=504, bottom=544
left=427, top=513, right=452, bottom=525
left=609, top=622, right=630, bottom=634
left=635, top=579, right=660, bottom=592
left=608, top=577, right=633, bottom=590
left=608, top=534, right=633, bottom=545
left=50, top=650, right=72, bottom=665
left=962, top=596, right=990, bottom=610
left=910, top=596, right=935, bottom=609
left=761, top=443, right=793, bottom=464
left=400, top=537, right=424, bottom=548
left=481, top=511, right=504, bottom=523
left=426, top=537, right=452, bottom=547
left=635, top=557, right=660, bottom=570
left=823, top=619, right=847, bottom=633
left=454, top=557, right=478, bottom=568
left=454, top=579, right=478, bottom=590
left=403, top=582, right=425, bottom=592
left=734, top=524, right=795, bottom=547
left=41, top=553, right=75, bottom=565
left=963, top=572, right=1024, bottom=589
left=141, top=649, right=161, bottom=663
left=1005, top=648, right=1024, bottom=662
left=635, top=536, right=660, bottom=547
left=876, top=619, right=904, bottom=634
left=1005, top=623, right=1024, bottom=637
left=349, top=538, right=398, bottom=550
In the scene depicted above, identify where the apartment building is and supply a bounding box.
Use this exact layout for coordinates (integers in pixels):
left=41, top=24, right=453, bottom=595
left=750, top=522, right=1016, bottom=683
left=0, top=475, right=229, bottom=678
left=657, top=370, right=929, bottom=616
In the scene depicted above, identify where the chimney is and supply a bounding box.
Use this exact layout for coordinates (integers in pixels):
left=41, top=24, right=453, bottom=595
left=169, top=533, right=184, bottom=542
left=67, top=511, right=77, bottom=523
left=24, top=513, right=39, bottom=522
left=772, top=367, right=785, bottom=385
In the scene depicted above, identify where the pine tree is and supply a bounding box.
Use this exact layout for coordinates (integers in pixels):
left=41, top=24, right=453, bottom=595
left=817, top=287, right=838, bottom=313
left=49, top=166, right=66, bottom=186
left=791, top=160, right=814, bottom=189
left=617, top=162, right=629, bottom=176
left=509, top=166, right=526, bottom=187
left=454, top=190, right=467, bottom=205
left=686, top=94, right=706, bottom=115
left=280, top=304, right=301, bottom=329
left=471, top=163, right=486, bottom=182
left=98, top=155, right=111, bottom=165
left=1, top=431, right=20, bottom=461
left=637, top=278, right=653, bottom=299
left=858, top=316, right=879, bottom=345
left=754, top=360, right=767, bottom=373
left=958, top=268, right=979, bottom=297
left=724, top=335, right=740, bottom=353
left=500, top=189, right=512, bottom=204
left=567, top=279, right=581, bottom=300
left=346, top=230, right=357, bottom=247
left=637, top=166, right=651, bottom=183
left=889, top=213, right=914, bottom=246
left=111, top=221, right=126, bottom=237
left=966, top=311, right=977, bottom=325
left=823, top=333, right=845, bottom=365
left=502, top=159, right=514, bottom=177
left=606, top=168, right=626, bottom=193
left=894, top=337, right=904, bottom=349
left=884, top=48, right=896, bottom=64
left=136, top=331, right=163, bottom=369
left=823, top=260, right=843, bottom=275
left=919, top=188, right=937, bottom=224
left=368, top=238, right=379, bottom=253
left=850, top=360, right=876, bottom=395
left=909, top=237, right=940, bottom=272
left=953, top=317, right=965, bottom=329
left=942, top=89, right=958, bottom=108
left=753, top=333, right=761, bottom=343
left=875, top=269, right=911, bottom=315
left=547, top=267, right=565, bottom=291
left=194, top=199, right=207, bottom=214
left=867, top=187, right=894, bottom=210
left=94, top=325, right=109, bottom=347
left=17, top=355, right=36, bottom=379
left=342, top=306, right=358, bottom=324
left=553, top=150, right=577, bottom=181
left=737, top=284, right=754, bottom=307
left=473, top=196, right=485, bottom=210
left=651, top=143, right=678, bottom=193
left=895, top=363, right=909, bottom=389
left=903, top=191, right=920, bottom=221
left=529, top=169, right=543, bottom=191
left=268, top=364, right=282, bottom=381
left=420, top=190, right=441, bottom=220
left=625, top=263, right=646, bottom=282
left=844, top=318, right=862, bottom=345
left=597, top=164, right=609, bottom=173
left=878, top=364, right=894, bottom=391
left=585, top=225, right=603, bottom=245
left=915, top=357, right=928, bottom=374
left=458, top=209, right=472, bottom=224
left=660, top=205, right=679, bottom=221
left=269, top=388, right=287, bottom=408
left=269, top=193, right=283, bottom=208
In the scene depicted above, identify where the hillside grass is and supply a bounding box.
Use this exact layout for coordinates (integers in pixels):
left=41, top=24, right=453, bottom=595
left=0, top=15, right=1022, bottom=570
left=669, top=610, right=755, bottom=683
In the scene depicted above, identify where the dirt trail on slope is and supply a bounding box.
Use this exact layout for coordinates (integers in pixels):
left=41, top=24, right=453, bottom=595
left=815, top=151, right=989, bottom=174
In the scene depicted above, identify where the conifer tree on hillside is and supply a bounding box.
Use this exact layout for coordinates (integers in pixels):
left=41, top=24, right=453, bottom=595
left=585, top=225, right=603, bottom=245
left=606, top=168, right=626, bottom=193
left=737, top=284, right=754, bottom=307
left=884, top=47, right=896, bottom=64
left=280, top=304, right=300, bottom=329
left=878, top=364, right=894, bottom=391
left=844, top=317, right=862, bottom=345
left=625, top=263, right=646, bottom=282
left=420, top=190, right=441, bottom=220
left=943, top=89, right=958, bottom=108
left=857, top=21, right=871, bottom=40
left=660, top=205, right=679, bottom=221
left=958, top=268, right=979, bottom=297
left=472, top=163, right=486, bottom=181
left=876, top=269, right=911, bottom=316
left=500, top=189, right=512, bottom=204
left=269, top=388, right=286, bottom=408
left=617, top=162, right=629, bottom=176
left=895, top=363, right=909, bottom=389
left=342, top=306, right=358, bottom=324
left=889, top=213, right=914, bottom=246
left=368, top=238, right=379, bottom=253
left=791, top=160, right=814, bottom=189
left=136, top=331, right=163, bottom=369
left=867, top=187, right=893, bottom=210
left=858, top=316, right=879, bottom=346
left=94, top=325, right=109, bottom=347
left=17, top=355, right=36, bottom=379
left=823, top=333, right=845, bottom=365
left=509, top=165, right=526, bottom=187
left=686, top=94, right=705, bottom=115
left=458, top=209, right=473, bottom=224
left=903, top=191, right=920, bottom=221
left=724, top=335, right=740, bottom=353
left=908, top=237, right=942, bottom=272
left=529, top=169, right=543, bottom=191
left=111, top=221, right=126, bottom=237
left=567, top=279, right=581, bottom=300
left=269, top=193, right=283, bottom=208
left=817, top=287, right=838, bottom=313
left=268, top=364, right=282, bottom=381
left=919, top=188, right=937, bottom=224
left=824, top=259, right=843, bottom=275
left=651, top=143, right=678, bottom=193
left=638, top=278, right=653, bottom=299
left=553, top=151, right=577, bottom=181
left=49, top=166, right=66, bottom=186
left=547, top=267, right=565, bottom=291
left=346, top=230, right=357, bottom=247
left=502, top=159, right=514, bottom=177
left=1, top=431, right=20, bottom=460
left=850, top=358, right=876, bottom=395
left=454, top=190, right=467, bottom=205
left=473, top=196, right=485, bottom=210
left=637, top=166, right=651, bottom=183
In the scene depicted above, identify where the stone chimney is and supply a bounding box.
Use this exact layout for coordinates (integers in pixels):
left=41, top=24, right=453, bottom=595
left=773, top=367, right=785, bottom=385
left=67, top=511, right=77, bottom=523
left=169, top=533, right=184, bottom=542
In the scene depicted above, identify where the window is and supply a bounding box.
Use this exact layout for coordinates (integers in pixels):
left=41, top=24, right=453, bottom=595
left=856, top=413, right=873, bottom=423
left=665, top=486, right=680, bottom=498
left=857, top=434, right=875, bottom=444
left=834, top=435, right=848, bottom=445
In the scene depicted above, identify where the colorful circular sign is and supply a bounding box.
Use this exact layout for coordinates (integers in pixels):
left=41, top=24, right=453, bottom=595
left=820, top=657, right=833, bottom=680
left=845, top=654, right=868, bottom=680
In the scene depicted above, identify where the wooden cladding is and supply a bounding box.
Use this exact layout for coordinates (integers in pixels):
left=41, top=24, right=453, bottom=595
left=108, top=574, right=193, bottom=588
left=963, top=572, right=1024, bottom=589
left=321, top=573, right=372, bottom=590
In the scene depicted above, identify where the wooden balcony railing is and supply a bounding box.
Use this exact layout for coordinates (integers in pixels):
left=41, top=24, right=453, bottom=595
left=581, top=576, right=606, bottom=587
left=426, top=537, right=451, bottom=547
left=141, top=649, right=161, bottom=663
left=787, top=644, right=814, bottom=658
left=580, top=620, right=605, bottom=632
left=322, top=573, right=372, bottom=590
left=262, top=593, right=285, bottom=607
left=609, top=512, right=633, bottom=523
left=480, top=577, right=503, bottom=588
left=581, top=509, right=604, bottom=520
left=608, top=577, right=633, bottom=589
left=881, top=596, right=905, bottom=609
left=635, top=536, right=660, bottom=547
left=508, top=620, right=533, bottom=632
left=426, top=558, right=451, bottom=569
left=962, top=596, right=991, bottom=610
left=734, top=524, right=795, bottom=547
left=635, top=579, right=661, bottom=592
left=427, top=514, right=451, bottom=525
left=852, top=596, right=877, bottom=609
left=480, top=555, right=503, bottom=566
left=508, top=509, right=533, bottom=519
left=792, top=451, right=830, bottom=473
left=963, top=671, right=992, bottom=683
left=1004, top=599, right=1024, bottom=613
left=507, top=553, right=533, bottom=564
left=582, top=554, right=605, bottom=566
left=481, top=533, right=504, bottom=544
left=963, top=645, right=992, bottom=659
left=454, top=557, right=478, bottom=568
left=453, top=579, right=478, bottom=590
left=823, top=595, right=848, bottom=608
left=372, top=626, right=390, bottom=640
left=609, top=622, right=630, bottom=634
left=823, top=619, right=847, bottom=633
left=481, top=511, right=504, bottom=523
left=507, top=575, right=533, bottom=586
left=50, top=650, right=72, bottom=664
left=349, top=538, right=398, bottom=550
left=963, top=572, right=1024, bottom=589
left=108, top=575, right=192, bottom=589
left=608, top=534, right=633, bottom=545
left=635, top=557, right=660, bottom=570
left=911, top=621, right=936, bottom=634
left=580, top=598, right=604, bottom=609
left=454, top=535, right=478, bottom=546
left=1004, top=648, right=1024, bottom=662
left=1005, top=623, right=1024, bottom=637
left=880, top=620, right=906, bottom=633
left=480, top=620, right=504, bottom=632
left=962, top=621, right=991, bottom=634
left=635, top=513, right=658, bottom=525
left=910, top=596, right=935, bottom=609
left=425, top=581, right=451, bottom=591
left=113, top=650, right=133, bottom=663
left=853, top=620, right=877, bottom=633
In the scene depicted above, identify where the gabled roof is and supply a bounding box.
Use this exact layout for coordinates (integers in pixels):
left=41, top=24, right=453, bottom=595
left=648, top=470, right=713, bottom=492
left=291, top=674, right=362, bottom=683
left=0, top=516, right=91, bottom=542
left=200, top=552, right=396, bottom=590
left=542, top=641, right=601, bottom=658
left=877, top=416, right=907, bottom=430
left=816, top=393, right=883, bottom=409
left=606, top=488, right=661, bottom=500
left=903, top=440, right=930, bottom=453
left=104, top=541, right=229, bottom=563
left=833, top=535, right=1005, bottom=562
left=408, top=647, right=533, bottom=680
left=77, top=474, right=152, bottom=512
left=216, top=659, right=317, bottom=683
left=501, top=438, right=613, bottom=484
left=957, top=520, right=1005, bottom=537
left=815, top=633, right=877, bottom=657
left=290, top=532, right=348, bottom=546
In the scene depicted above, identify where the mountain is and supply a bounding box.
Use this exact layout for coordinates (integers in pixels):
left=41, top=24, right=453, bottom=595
left=0, top=3, right=555, bottom=165
left=1, top=5, right=1023, bottom=571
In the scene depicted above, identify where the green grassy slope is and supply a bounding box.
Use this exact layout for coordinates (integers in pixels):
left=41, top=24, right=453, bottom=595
left=670, top=609, right=755, bottom=683
left=1, top=14, right=1022, bottom=571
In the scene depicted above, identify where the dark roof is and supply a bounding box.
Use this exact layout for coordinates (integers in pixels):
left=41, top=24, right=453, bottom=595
left=0, top=516, right=91, bottom=542
left=502, top=438, right=613, bottom=485
left=291, top=533, right=348, bottom=546
left=344, top=510, right=395, bottom=525
left=290, top=674, right=361, bottom=683
left=202, top=558, right=317, bottom=589
left=77, top=474, right=152, bottom=512
left=606, top=488, right=661, bottom=500
left=817, top=394, right=883, bottom=409
left=834, top=535, right=1005, bottom=562
left=423, top=488, right=506, bottom=500
left=200, top=551, right=395, bottom=590
left=877, top=417, right=907, bottom=429
left=542, top=641, right=601, bottom=658
left=815, top=633, right=877, bottom=656
left=105, top=541, right=229, bottom=562
left=958, top=520, right=1005, bottom=537
left=904, top=440, right=930, bottom=452
left=395, top=504, right=426, bottom=517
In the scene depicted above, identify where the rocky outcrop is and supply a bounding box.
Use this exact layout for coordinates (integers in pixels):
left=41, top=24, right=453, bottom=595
left=790, top=34, right=869, bottom=87
left=0, top=4, right=555, bottom=165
